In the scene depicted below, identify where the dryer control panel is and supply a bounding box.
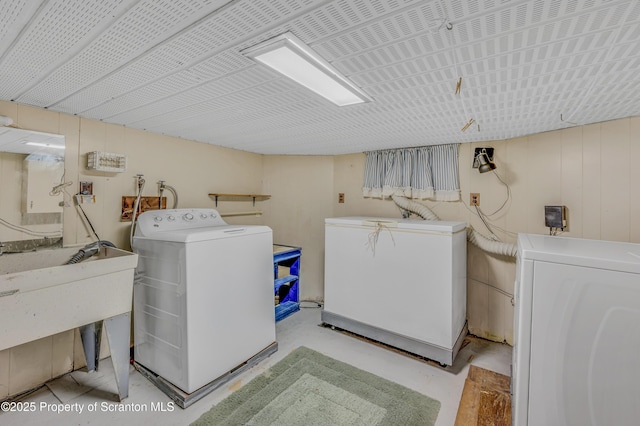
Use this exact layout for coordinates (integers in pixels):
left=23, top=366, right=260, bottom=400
left=135, top=208, right=228, bottom=236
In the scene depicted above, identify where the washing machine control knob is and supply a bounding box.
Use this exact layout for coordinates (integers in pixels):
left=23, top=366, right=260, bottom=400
left=153, top=216, right=162, bottom=222
left=200, top=213, right=208, bottom=219
left=167, top=215, right=176, bottom=221
left=183, top=213, right=194, bottom=221
left=210, top=213, right=218, bottom=218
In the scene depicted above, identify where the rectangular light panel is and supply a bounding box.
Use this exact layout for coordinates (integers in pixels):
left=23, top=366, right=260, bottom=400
left=243, top=32, right=371, bottom=106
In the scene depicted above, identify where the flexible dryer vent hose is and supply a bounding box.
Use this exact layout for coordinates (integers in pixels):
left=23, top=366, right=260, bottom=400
left=391, top=195, right=517, bottom=258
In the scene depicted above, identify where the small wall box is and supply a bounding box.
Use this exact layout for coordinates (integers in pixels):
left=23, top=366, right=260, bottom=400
left=544, top=205, right=567, bottom=229
left=87, top=151, right=127, bottom=173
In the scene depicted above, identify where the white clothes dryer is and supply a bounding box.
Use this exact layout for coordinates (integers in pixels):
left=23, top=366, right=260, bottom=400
left=513, top=234, right=640, bottom=426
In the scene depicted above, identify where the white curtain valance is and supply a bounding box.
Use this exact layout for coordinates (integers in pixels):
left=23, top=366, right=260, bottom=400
left=362, top=144, right=460, bottom=201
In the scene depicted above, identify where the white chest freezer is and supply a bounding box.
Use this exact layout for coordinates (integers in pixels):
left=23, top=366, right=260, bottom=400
left=322, top=216, right=468, bottom=365
left=512, top=233, right=640, bottom=426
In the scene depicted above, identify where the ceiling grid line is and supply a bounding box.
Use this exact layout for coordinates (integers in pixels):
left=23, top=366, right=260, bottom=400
left=61, top=0, right=335, bottom=116
left=11, top=0, right=141, bottom=103
left=0, top=0, right=47, bottom=67
left=43, top=0, right=247, bottom=110
left=559, top=2, right=632, bottom=124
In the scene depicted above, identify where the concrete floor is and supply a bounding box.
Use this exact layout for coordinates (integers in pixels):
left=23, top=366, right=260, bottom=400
left=1, top=306, right=511, bottom=425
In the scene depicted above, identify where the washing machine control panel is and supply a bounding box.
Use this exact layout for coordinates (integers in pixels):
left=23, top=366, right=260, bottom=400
left=135, top=208, right=228, bottom=236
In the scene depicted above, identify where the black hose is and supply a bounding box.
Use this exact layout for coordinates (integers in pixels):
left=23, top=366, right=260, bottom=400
left=65, top=240, right=116, bottom=264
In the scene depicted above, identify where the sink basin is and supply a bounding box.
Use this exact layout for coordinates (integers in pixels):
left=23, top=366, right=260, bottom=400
left=0, top=246, right=138, bottom=351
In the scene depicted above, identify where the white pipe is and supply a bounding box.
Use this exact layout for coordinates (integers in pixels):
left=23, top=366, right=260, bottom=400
left=129, top=175, right=145, bottom=249
left=391, top=195, right=517, bottom=257
left=391, top=195, right=440, bottom=221
left=163, top=184, right=178, bottom=209
left=157, top=181, right=178, bottom=209
left=466, top=226, right=518, bottom=257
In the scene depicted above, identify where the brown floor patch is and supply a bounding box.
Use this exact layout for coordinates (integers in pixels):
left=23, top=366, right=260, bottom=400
left=455, top=365, right=511, bottom=426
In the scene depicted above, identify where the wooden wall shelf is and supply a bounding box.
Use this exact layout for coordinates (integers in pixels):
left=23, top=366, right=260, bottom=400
left=208, top=193, right=270, bottom=207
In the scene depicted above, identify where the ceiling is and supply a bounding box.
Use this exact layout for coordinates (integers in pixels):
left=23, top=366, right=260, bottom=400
left=1, top=0, right=639, bottom=155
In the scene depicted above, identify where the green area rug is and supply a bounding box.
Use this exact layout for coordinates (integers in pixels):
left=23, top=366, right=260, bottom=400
left=192, top=346, right=440, bottom=426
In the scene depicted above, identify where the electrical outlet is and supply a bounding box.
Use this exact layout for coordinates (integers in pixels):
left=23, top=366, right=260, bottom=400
left=338, top=193, right=345, bottom=203
left=470, top=193, right=480, bottom=206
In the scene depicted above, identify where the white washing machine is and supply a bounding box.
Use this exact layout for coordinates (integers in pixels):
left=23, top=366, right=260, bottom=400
left=132, top=208, right=276, bottom=405
left=513, top=233, right=640, bottom=426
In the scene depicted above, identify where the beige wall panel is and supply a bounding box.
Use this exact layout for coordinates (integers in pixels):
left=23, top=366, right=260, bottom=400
left=332, top=154, right=365, bottom=217
left=487, top=288, right=507, bottom=343
left=262, top=155, right=334, bottom=302
left=16, top=104, right=59, bottom=134
left=467, top=239, right=489, bottom=284
left=0, top=101, right=18, bottom=121
left=457, top=143, right=473, bottom=225
left=560, top=126, right=583, bottom=237
left=482, top=141, right=509, bottom=236
left=93, top=123, right=127, bottom=245
left=466, top=278, right=489, bottom=338
left=486, top=254, right=515, bottom=294
left=526, top=132, right=562, bottom=234
left=630, top=117, right=640, bottom=243
left=600, top=119, right=630, bottom=242
left=505, top=137, right=529, bottom=239
left=582, top=123, right=602, bottom=239
left=75, top=118, right=108, bottom=244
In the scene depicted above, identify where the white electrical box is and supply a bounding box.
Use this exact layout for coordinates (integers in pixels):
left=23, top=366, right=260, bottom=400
left=87, top=151, right=127, bottom=172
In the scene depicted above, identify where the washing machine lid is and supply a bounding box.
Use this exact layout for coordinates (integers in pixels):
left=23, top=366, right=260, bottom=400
left=134, top=224, right=271, bottom=243
left=325, top=216, right=466, bottom=233
left=518, top=233, right=640, bottom=274
left=133, top=208, right=271, bottom=243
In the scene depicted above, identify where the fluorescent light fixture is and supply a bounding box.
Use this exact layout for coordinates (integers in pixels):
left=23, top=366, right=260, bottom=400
left=23, top=141, right=65, bottom=150
left=242, top=32, right=371, bottom=106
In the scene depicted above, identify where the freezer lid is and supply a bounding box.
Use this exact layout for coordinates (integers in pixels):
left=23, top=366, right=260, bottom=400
left=325, top=216, right=466, bottom=233
left=133, top=224, right=272, bottom=243
left=518, top=233, right=640, bottom=274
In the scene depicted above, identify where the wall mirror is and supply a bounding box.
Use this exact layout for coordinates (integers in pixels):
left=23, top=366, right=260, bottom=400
left=0, top=127, right=65, bottom=253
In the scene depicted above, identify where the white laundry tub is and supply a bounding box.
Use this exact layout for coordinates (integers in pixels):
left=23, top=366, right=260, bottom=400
left=0, top=246, right=138, bottom=351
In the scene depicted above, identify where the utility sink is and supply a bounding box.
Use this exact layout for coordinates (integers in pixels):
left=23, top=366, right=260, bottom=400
left=0, top=246, right=138, bottom=351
